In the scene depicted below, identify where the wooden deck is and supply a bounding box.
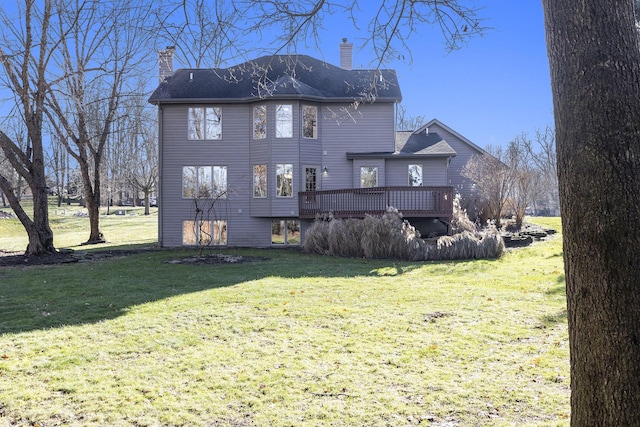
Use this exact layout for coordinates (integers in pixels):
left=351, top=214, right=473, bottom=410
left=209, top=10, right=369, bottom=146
left=298, top=186, right=454, bottom=220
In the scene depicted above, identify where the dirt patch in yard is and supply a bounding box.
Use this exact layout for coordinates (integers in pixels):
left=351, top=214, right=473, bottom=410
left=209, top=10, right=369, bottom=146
left=0, top=248, right=268, bottom=268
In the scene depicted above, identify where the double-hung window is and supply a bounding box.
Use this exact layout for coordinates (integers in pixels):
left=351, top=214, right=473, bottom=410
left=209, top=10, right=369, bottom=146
left=302, top=105, right=317, bottom=138
left=183, top=166, right=226, bottom=198
left=253, top=164, right=267, bottom=197
left=183, top=220, right=227, bottom=246
left=213, top=166, right=227, bottom=198
left=276, top=164, right=293, bottom=197
left=253, top=105, right=267, bottom=139
left=276, top=104, right=293, bottom=138
left=408, top=164, right=423, bottom=186
left=188, top=107, right=221, bottom=140
left=360, top=167, right=378, bottom=188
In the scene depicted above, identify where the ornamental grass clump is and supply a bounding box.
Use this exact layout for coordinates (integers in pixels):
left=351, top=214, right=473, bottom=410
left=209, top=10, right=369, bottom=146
left=302, top=217, right=331, bottom=254
left=451, top=193, right=477, bottom=234
left=423, top=228, right=504, bottom=261
left=303, top=206, right=503, bottom=261
left=327, top=217, right=365, bottom=257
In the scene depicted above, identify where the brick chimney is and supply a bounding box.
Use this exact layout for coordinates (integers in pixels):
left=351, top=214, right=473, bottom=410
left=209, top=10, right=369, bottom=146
left=339, top=38, right=353, bottom=70
left=158, top=46, right=176, bottom=82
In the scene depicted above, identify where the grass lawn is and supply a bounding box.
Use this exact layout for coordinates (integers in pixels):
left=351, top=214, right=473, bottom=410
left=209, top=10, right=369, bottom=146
left=0, top=200, right=158, bottom=251
left=0, top=213, right=569, bottom=426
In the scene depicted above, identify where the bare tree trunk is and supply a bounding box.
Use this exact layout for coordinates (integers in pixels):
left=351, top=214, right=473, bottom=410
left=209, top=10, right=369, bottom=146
left=78, top=154, right=104, bottom=244
left=543, top=1, right=640, bottom=424
left=0, top=173, right=54, bottom=254
left=0, top=1, right=57, bottom=256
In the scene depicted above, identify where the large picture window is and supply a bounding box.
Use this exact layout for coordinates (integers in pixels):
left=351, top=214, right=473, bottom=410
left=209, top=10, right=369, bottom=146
left=272, top=220, right=300, bottom=245
left=302, top=105, right=317, bottom=138
left=408, top=164, right=423, bottom=186
left=182, top=220, right=227, bottom=246
left=276, top=164, right=293, bottom=197
left=360, top=166, right=378, bottom=188
left=213, top=166, right=227, bottom=197
left=183, top=220, right=212, bottom=245
left=276, top=104, right=293, bottom=138
left=183, top=166, right=225, bottom=198
left=253, top=105, right=267, bottom=139
left=197, top=166, right=213, bottom=197
left=188, top=107, right=221, bottom=140
left=253, top=164, right=267, bottom=197
left=182, top=166, right=197, bottom=198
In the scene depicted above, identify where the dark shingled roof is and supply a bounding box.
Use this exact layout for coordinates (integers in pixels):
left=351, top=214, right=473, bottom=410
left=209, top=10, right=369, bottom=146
left=149, top=55, right=402, bottom=104
left=394, top=131, right=457, bottom=156
left=346, top=130, right=456, bottom=160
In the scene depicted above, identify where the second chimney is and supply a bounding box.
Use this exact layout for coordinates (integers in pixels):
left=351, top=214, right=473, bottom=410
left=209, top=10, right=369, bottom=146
left=159, top=46, right=176, bottom=82
left=340, top=38, right=353, bottom=70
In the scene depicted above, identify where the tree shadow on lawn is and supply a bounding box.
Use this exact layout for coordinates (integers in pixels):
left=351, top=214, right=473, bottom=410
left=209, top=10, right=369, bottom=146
left=0, top=246, right=459, bottom=334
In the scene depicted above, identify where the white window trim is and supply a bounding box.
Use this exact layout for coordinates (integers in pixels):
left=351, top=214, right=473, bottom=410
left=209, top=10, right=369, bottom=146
left=408, top=164, right=423, bottom=187
left=253, top=164, right=268, bottom=198
left=360, top=166, right=378, bottom=188
left=275, top=104, right=293, bottom=138
left=276, top=163, right=294, bottom=197
left=302, top=105, right=318, bottom=139
left=188, top=107, right=222, bottom=140
left=253, top=105, right=267, bottom=140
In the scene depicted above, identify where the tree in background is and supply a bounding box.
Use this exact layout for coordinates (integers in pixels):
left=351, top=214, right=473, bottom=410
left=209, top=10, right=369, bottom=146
left=156, top=0, right=248, bottom=68
left=47, top=132, right=70, bottom=208
left=395, top=104, right=426, bottom=131
left=506, top=134, right=543, bottom=228
left=543, top=1, right=640, bottom=424
left=120, top=87, right=158, bottom=215
left=0, top=1, right=56, bottom=255
left=46, top=0, right=154, bottom=244
left=522, top=126, right=558, bottom=216
left=461, top=146, right=513, bottom=227
left=236, top=0, right=485, bottom=64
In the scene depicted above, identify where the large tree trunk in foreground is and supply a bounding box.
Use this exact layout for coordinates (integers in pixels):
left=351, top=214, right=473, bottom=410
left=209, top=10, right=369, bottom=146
left=542, top=1, right=640, bottom=424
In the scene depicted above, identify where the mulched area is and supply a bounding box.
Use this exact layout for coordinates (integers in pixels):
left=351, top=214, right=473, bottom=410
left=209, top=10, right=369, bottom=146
left=0, top=248, right=268, bottom=268
left=0, top=250, right=79, bottom=267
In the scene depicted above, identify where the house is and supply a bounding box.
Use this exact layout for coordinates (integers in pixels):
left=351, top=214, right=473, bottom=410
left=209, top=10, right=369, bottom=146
left=148, top=43, right=484, bottom=248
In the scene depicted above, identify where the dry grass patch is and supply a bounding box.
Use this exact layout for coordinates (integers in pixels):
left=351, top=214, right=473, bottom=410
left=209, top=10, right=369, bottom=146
left=0, top=218, right=568, bottom=426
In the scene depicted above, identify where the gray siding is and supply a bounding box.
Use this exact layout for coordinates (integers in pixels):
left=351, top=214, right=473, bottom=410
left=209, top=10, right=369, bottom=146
left=385, top=158, right=448, bottom=186
left=299, top=102, right=323, bottom=190
left=352, top=159, right=386, bottom=187
left=159, top=100, right=399, bottom=247
left=424, top=122, right=484, bottom=200
left=160, top=103, right=270, bottom=247
left=320, top=102, right=396, bottom=190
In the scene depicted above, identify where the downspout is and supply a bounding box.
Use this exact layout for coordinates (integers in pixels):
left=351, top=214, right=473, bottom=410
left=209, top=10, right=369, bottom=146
left=157, top=105, right=164, bottom=247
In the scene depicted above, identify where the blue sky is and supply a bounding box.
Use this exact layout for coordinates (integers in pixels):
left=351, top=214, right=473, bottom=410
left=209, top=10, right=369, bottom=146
left=287, top=1, right=554, bottom=149
left=0, top=1, right=553, bottom=150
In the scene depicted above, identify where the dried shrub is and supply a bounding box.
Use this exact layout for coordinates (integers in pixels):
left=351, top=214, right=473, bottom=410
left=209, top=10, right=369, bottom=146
left=328, top=218, right=365, bottom=258
left=303, top=208, right=504, bottom=261
left=302, top=217, right=331, bottom=255
left=423, top=230, right=504, bottom=261
left=451, top=193, right=477, bottom=234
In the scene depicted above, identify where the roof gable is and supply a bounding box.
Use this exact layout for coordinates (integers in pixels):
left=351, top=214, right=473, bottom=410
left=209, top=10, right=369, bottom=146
left=347, top=130, right=456, bottom=160
left=395, top=130, right=457, bottom=156
left=149, top=55, right=402, bottom=104
left=418, top=119, right=485, bottom=154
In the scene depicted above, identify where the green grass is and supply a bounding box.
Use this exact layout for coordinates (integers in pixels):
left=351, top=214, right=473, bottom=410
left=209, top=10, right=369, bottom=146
left=0, top=199, right=158, bottom=251
left=0, top=216, right=569, bottom=426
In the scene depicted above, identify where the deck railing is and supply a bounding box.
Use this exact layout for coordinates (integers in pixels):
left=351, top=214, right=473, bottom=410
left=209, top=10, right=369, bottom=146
left=298, top=186, right=454, bottom=219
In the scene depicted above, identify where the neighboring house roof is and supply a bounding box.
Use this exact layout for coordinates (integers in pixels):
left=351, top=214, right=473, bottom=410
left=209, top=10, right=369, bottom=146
left=395, top=130, right=457, bottom=156
left=148, top=55, right=402, bottom=104
left=346, top=130, right=457, bottom=160
left=419, top=118, right=486, bottom=155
